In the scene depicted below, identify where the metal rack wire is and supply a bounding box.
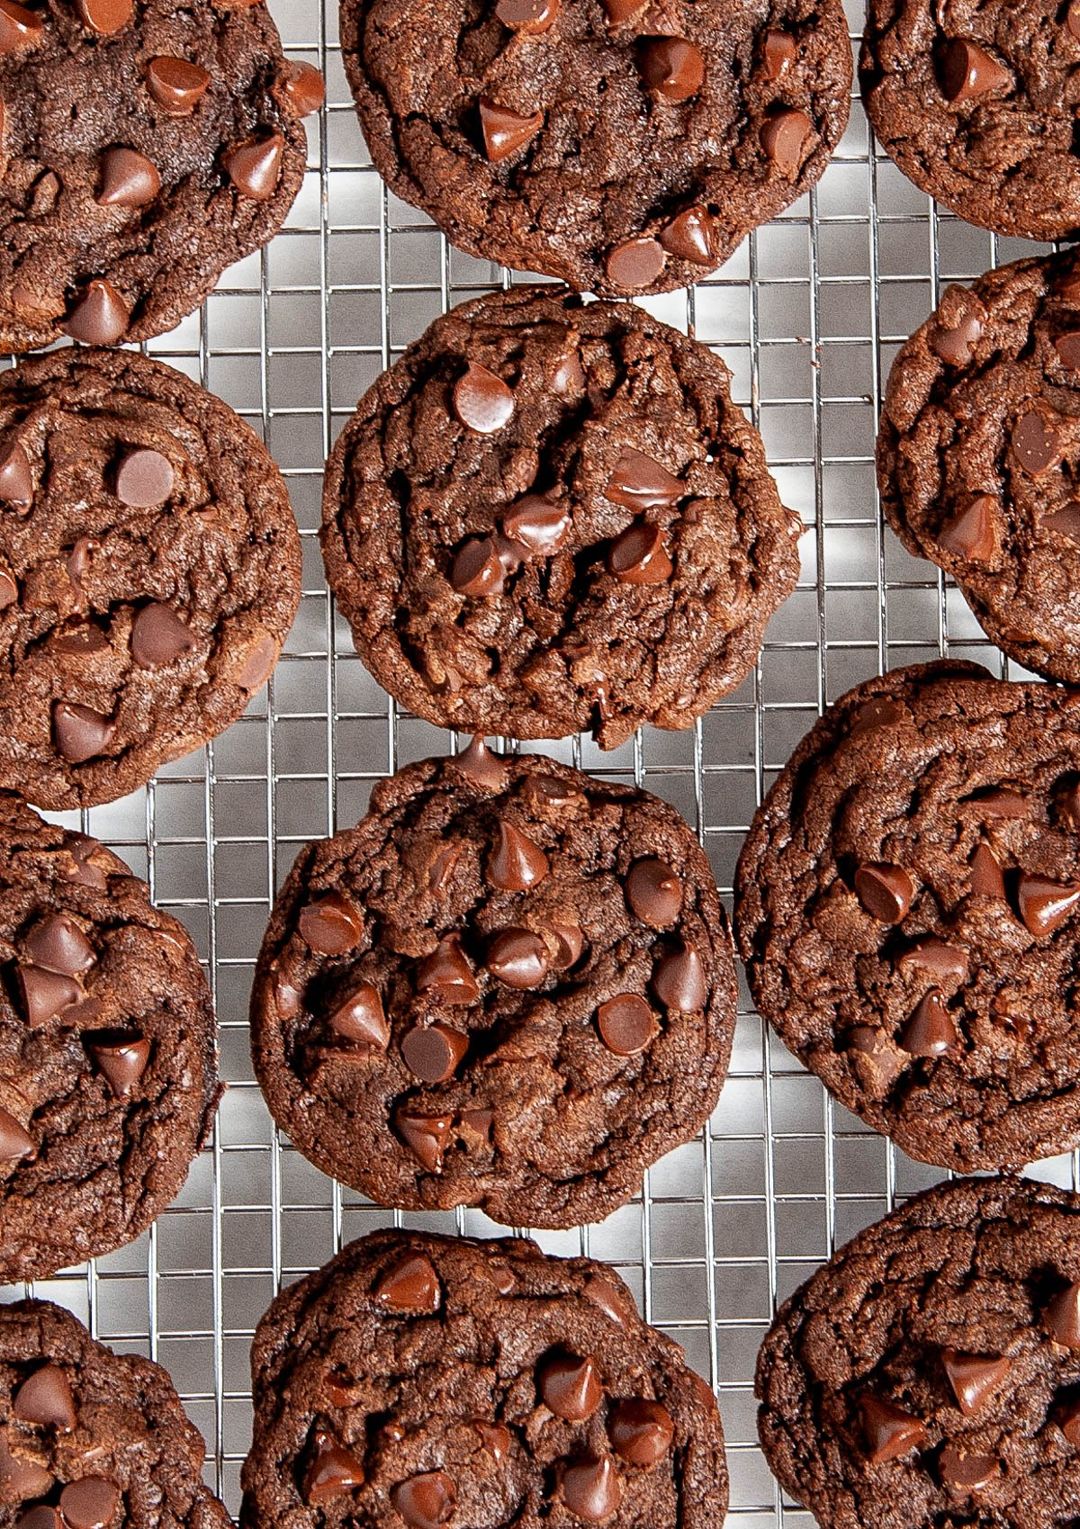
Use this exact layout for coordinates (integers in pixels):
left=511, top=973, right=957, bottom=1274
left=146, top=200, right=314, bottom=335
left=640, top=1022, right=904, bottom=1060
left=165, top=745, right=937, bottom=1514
left=5, top=0, right=1078, bottom=1522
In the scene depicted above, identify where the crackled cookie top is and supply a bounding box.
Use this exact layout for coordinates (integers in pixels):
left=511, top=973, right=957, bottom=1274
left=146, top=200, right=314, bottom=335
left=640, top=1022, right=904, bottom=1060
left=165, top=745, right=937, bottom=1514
left=250, top=743, right=736, bottom=1228
left=0, top=0, right=322, bottom=353
left=880, top=249, right=1080, bottom=687
left=0, top=795, right=218, bottom=1283
left=321, top=286, right=800, bottom=749
left=758, top=1176, right=1080, bottom=1529
left=0, top=347, right=300, bottom=809
left=861, top=2, right=1080, bottom=241
left=241, top=1231, right=727, bottom=1529
left=735, top=661, right=1080, bottom=1173
left=342, top=0, right=851, bottom=296
left=0, top=1299, right=231, bottom=1529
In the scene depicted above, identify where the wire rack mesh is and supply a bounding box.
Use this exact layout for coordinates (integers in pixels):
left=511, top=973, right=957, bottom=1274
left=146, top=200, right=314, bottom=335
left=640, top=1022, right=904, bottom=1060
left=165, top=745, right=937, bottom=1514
left=4, top=0, right=1079, bottom=1523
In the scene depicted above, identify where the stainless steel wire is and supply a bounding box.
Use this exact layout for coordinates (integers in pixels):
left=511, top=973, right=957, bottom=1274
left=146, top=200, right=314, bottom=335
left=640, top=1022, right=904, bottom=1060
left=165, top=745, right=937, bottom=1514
left=3, top=0, right=1077, bottom=1522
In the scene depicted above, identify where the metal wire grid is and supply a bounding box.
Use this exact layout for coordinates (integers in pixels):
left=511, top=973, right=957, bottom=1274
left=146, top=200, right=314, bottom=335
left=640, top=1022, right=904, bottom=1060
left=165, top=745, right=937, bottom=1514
left=4, top=0, right=1080, bottom=1522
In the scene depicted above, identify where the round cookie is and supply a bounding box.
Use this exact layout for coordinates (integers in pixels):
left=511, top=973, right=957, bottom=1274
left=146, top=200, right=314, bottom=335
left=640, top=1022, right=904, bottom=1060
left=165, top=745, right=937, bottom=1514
left=735, top=659, right=1080, bottom=1173
left=250, top=741, right=736, bottom=1227
left=861, top=3, right=1080, bottom=241
left=0, top=794, right=219, bottom=1282
left=321, top=285, right=801, bottom=749
left=241, top=1229, right=727, bottom=1529
left=0, top=1298, right=231, bottom=1529
left=0, top=347, right=301, bottom=810
left=341, top=0, right=851, bottom=297
left=879, top=248, right=1080, bottom=685
left=757, top=1175, right=1080, bottom=1529
left=0, top=0, right=322, bottom=354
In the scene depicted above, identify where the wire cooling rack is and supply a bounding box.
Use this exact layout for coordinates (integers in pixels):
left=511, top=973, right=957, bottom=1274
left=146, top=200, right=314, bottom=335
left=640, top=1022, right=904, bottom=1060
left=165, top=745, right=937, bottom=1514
left=5, top=0, right=1079, bottom=1523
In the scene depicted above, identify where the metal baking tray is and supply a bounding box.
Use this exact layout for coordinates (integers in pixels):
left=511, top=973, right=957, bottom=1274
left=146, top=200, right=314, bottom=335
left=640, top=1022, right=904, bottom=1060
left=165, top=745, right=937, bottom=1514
left=4, top=1, right=1074, bottom=1523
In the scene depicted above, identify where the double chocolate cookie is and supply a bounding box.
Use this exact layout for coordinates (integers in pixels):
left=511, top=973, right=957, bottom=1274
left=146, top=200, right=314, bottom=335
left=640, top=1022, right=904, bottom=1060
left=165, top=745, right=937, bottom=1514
left=0, top=347, right=300, bottom=809
left=342, top=0, right=851, bottom=295
left=250, top=742, right=736, bottom=1227
left=0, top=793, right=219, bottom=1283
left=880, top=249, right=1080, bottom=685
left=861, top=3, right=1080, bottom=241
left=0, top=1299, right=231, bottom=1529
left=1, top=0, right=322, bottom=353
left=322, top=286, right=801, bottom=748
left=757, top=1175, right=1080, bottom=1528
left=241, top=1230, right=727, bottom=1529
left=735, top=660, right=1080, bottom=1173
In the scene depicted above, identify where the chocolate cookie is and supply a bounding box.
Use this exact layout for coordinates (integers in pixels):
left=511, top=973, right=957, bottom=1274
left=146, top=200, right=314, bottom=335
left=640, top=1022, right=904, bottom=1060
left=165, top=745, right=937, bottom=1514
left=861, top=3, right=1080, bottom=241
left=241, top=1229, right=727, bottom=1529
left=341, top=0, right=851, bottom=297
left=757, top=1175, right=1080, bottom=1528
left=0, top=0, right=322, bottom=354
left=250, top=742, right=736, bottom=1228
left=0, top=793, right=219, bottom=1283
left=0, top=347, right=300, bottom=810
left=879, top=248, right=1080, bottom=686
left=0, top=1298, right=231, bottom=1529
left=734, top=660, right=1080, bottom=1173
left=321, top=286, right=801, bottom=749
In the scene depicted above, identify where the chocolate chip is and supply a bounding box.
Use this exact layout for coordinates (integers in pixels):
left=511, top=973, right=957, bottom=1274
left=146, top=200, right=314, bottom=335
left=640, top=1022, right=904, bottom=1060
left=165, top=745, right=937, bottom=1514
left=479, top=97, right=544, bottom=162
left=487, top=927, right=549, bottom=988
left=1045, top=1281, right=1080, bottom=1347
left=539, top=1350, right=602, bottom=1421
left=390, top=1471, right=455, bottom=1529
left=374, top=1252, right=442, bottom=1313
left=402, top=1023, right=469, bottom=1083
left=558, top=1456, right=622, bottom=1522
left=602, top=0, right=645, bottom=21
left=899, top=989, right=958, bottom=1058
left=116, top=448, right=174, bottom=508
left=18, top=966, right=83, bottom=1027
left=1070, top=0, right=1080, bottom=40
left=551, top=348, right=585, bottom=395
left=967, top=785, right=1028, bottom=818
left=501, top=494, right=571, bottom=555
left=303, top=1431, right=365, bottom=1504
left=329, top=983, right=389, bottom=1048
left=1017, top=873, right=1080, bottom=937
left=473, top=1421, right=511, bottom=1460
left=1012, top=410, right=1062, bottom=475
left=61, top=280, right=130, bottom=345
left=51, top=625, right=108, bottom=658
left=495, top=0, right=559, bottom=27
left=1061, top=1397, right=1080, bottom=1445
left=608, top=522, right=674, bottom=584
left=937, top=494, right=996, bottom=562
left=851, top=698, right=906, bottom=735
left=762, top=28, right=797, bottom=78
left=395, top=1110, right=453, bottom=1172
left=452, top=363, right=514, bottom=433
left=608, top=1399, right=674, bottom=1465
left=0, top=441, right=32, bottom=506
left=854, top=862, right=915, bottom=923
left=1043, top=503, right=1080, bottom=543
left=604, top=236, right=667, bottom=291
left=298, top=892, right=363, bottom=955
left=859, top=1396, right=927, bottom=1464
left=896, top=938, right=969, bottom=984
left=52, top=702, right=115, bottom=764
left=449, top=536, right=506, bottom=596
left=459, top=1106, right=493, bottom=1142
left=931, top=310, right=983, bottom=365
left=274, top=60, right=325, bottom=118
left=416, top=934, right=480, bottom=1003
left=969, top=842, right=1005, bottom=898
left=604, top=447, right=684, bottom=509
left=146, top=57, right=211, bottom=114
left=0, top=1106, right=33, bottom=1163
left=583, top=1274, right=631, bottom=1325
left=76, top=0, right=132, bottom=34
left=85, top=1033, right=150, bottom=1097
left=941, top=1350, right=1010, bottom=1416
left=938, top=1445, right=999, bottom=1493
left=223, top=134, right=285, bottom=200
left=550, top=922, right=585, bottom=969
left=937, top=38, right=1010, bottom=102
left=596, top=993, right=658, bottom=1055
left=760, top=109, right=813, bottom=174
left=489, top=820, right=549, bottom=891
left=638, top=36, right=705, bottom=102
left=18, top=1510, right=61, bottom=1529
left=0, top=1434, right=52, bottom=1497
left=0, top=0, right=42, bottom=53
left=59, top=1477, right=119, bottom=1529
left=626, top=856, right=682, bottom=927
left=659, top=205, right=717, bottom=265
left=453, top=735, right=510, bottom=789
left=1055, top=332, right=1080, bottom=370
left=24, top=913, right=94, bottom=978
left=0, top=566, right=17, bottom=610
left=846, top=1026, right=906, bottom=1090
left=131, top=603, right=196, bottom=668
left=652, top=942, right=707, bottom=1011
left=13, top=1366, right=76, bottom=1430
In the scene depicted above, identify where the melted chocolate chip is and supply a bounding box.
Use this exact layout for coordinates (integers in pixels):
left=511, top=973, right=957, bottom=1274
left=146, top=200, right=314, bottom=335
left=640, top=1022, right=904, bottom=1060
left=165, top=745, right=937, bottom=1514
left=401, top=1023, right=469, bottom=1083
left=931, top=310, right=983, bottom=365
left=936, top=38, right=1010, bottom=102
left=0, top=440, right=33, bottom=506
left=479, top=99, right=544, bottom=161
left=854, top=862, right=915, bottom=923
left=638, top=36, right=705, bottom=102
left=146, top=57, right=211, bottom=114
left=329, top=983, right=389, bottom=1049
left=1012, top=410, right=1062, bottom=475
left=762, top=28, right=797, bottom=78
left=487, top=927, right=549, bottom=988
left=539, top=1350, right=603, bottom=1420
left=1056, top=332, right=1080, bottom=369
left=608, top=522, right=674, bottom=584
left=938, top=1445, right=999, bottom=1493
left=18, top=965, right=83, bottom=1027
left=76, top=0, right=132, bottom=33
left=941, top=1349, right=1011, bottom=1415
left=223, top=134, right=285, bottom=200
left=473, top=1420, right=512, bottom=1460
left=604, top=237, right=666, bottom=290
left=1017, top=873, right=1080, bottom=936
left=859, top=1395, right=927, bottom=1464
left=937, top=494, right=996, bottom=562
left=658, top=205, right=717, bottom=265
left=652, top=942, right=707, bottom=1011
left=453, top=363, right=515, bottom=433
left=274, top=60, right=326, bottom=118
left=501, top=494, right=571, bottom=555
left=298, top=892, right=363, bottom=955
left=416, top=934, right=480, bottom=1003
left=596, top=993, right=658, bottom=1056
left=373, top=1253, right=442, bottom=1313
left=559, top=1456, right=622, bottom=1522
left=969, top=842, right=1005, bottom=898
left=303, top=1431, right=365, bottom=1504
left=899, top=989, right=958, bottom=1057
left=396, top=1110, right=454, bottom=1172
left=0, top=1106, right=33, bottom=1163
left=896, top=938, right=969, bottom=984
left=0, top=0, right=42, bottom=53
left=13, top=1365, right=76, bottom=1430
left=131, top=604, right=196, bottom=667
left=61, top=281, right=130, bottom=345
left=449, top=537, right=506, bottom=596
left=608, top=1398, right=674, bottom=1465
left=52, top=702, right=115, bottom=764
left=495, top=0, right=559, bottom=28
left=0, top=1434, right=52, bottom=1497
left=760, top=109, right=813, bottom=174
left=85, top=1033, right=151, bottom=1097
left=626, top=856, right=682, bottom=926
left=453, top=735, right=510, bottom=789
left=489, top=820, right=549, bottom=891
left=604, top=447, right=684, bottom=509
left=1044, top=1281, right=1080, bottom=1347
left=58, top=1477, right=120, bottom=1529
left=25, top=913, right=95, bottom=976
left=390, top=1471, right=455, bottom=1529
